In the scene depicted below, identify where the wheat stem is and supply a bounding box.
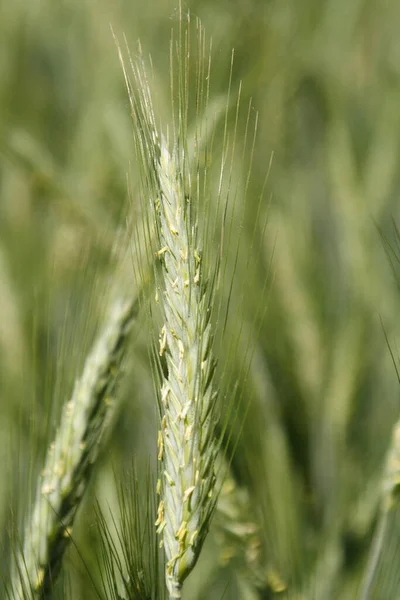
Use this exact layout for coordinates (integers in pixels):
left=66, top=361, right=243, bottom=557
left=11, top=294, right=138, bottom=600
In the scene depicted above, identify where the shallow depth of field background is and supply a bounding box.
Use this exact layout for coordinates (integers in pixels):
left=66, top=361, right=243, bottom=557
left=2, top=1, right=400, bottom=598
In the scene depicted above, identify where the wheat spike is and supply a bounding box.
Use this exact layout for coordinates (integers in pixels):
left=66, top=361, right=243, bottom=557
left=11, top=295, right=137, bottom=600
left=154, top=138, right=218, bottom=598
left=115, top=23, right=220, bottom=599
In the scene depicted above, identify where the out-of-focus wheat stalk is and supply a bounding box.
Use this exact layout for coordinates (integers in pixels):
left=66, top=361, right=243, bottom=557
left=11, top=292, right=138, bottom=600
left=214, top=462, right=287, bottom=595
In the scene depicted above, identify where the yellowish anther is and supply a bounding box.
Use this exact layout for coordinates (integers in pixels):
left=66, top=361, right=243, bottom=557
left=164, top=470, right=175, bottom=486
left=159, top=325, right=167, bottom=356
left=266, top=567, right=288, bottom=593
left=183, top=486, right=195, bottom=501
left=63, top=526, right=72, bottom=538
left=157, top=430, right=164, bottom=461
left=157, top=520, right=167, bottom=534
left=41, top=482, right=55, bottom=495
left=176, top=521, right=188, bottom=543
left=156, top=246, right=169, bottom=257
left=189, top=530, right=199, bottom=546
left=155, top=500, right=165, bottom=528
left=161, top=386, right=169, bottom=407
left=34, top=568, right=45, bottom=591
left=167, top=558, right=176, bottom=575
left=178, top=340, right=184, bottom=360
left=157, top=478, right=162, bottom=495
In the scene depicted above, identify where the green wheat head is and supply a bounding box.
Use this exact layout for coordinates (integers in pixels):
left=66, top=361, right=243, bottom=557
left=114, top=17, right=227, bottom=597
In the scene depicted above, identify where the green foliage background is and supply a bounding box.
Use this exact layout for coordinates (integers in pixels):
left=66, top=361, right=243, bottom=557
left=2, top=0, right=400, bottom=598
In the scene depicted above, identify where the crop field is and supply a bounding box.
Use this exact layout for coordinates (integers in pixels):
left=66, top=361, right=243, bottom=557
left=2, top=1, right=400, bottom=599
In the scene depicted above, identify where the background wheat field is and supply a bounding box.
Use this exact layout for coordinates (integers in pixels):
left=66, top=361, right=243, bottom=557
left=2, top=1, right=400, bottom=599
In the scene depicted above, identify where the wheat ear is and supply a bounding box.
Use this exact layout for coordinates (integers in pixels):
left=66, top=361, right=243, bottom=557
left=115, top=31, right=220, bottom=600
left=154, top=138, right=218, bottom=598
left=11, top=294, right=138, bottom=600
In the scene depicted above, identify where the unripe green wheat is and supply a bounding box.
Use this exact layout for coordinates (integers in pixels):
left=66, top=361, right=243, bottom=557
left=11, top=295, right=137, bottom=600
left=153, top=137, right=218, bottom=598
left=115, top=21, right=221, bottom=598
